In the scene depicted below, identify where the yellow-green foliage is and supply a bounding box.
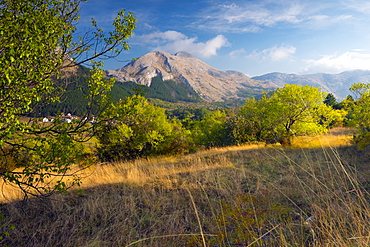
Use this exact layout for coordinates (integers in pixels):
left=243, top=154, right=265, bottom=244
left=232, top=84, right=347, bottom=145
left=97, top=95, right=191, bottom=161
left=350, top=83, right=370, bottom=149
left=192, top=110, right=230, bottom=148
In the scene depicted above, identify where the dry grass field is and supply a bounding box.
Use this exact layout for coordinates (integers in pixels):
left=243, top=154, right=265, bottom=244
left=0, top=127, right=369, bottom=246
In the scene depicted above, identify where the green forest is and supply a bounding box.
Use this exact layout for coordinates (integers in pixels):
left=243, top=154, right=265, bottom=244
left=34, top=69, right=203, bottom=117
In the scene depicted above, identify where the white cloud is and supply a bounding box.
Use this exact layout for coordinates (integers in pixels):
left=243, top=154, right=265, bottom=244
left=193, top=1, right=354, bottom=33
left=345, top=0, right=370, bottom=14
left=228, top=48, right=246, bottom=58
left=305, top=14, right=352, bottom=29
left=139, top=31, right=187, bottom=43
left=194, top=2, right=303, bottom=33
left=136, top=31, right=229, bottom=58
left=248, top=45, right=296, bottom=61
left=303, top=51, right=370, bottom=74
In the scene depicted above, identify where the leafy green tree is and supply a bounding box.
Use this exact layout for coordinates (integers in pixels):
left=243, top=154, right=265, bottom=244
left=96, top=95, right=190, bottom=161
left=229, top=96, right=275, bottom=144
left=344, top=94, right=354, bottom=102
left=0, top=0, right=136, bottom=196
left=232, top=85, right=346, bottom=145
left=269, top=84, right=345, bottom=144
left=191, top=107, right=211, bottom=121
left=153, top=119, right=194, bottom=156
left=349, top=83, right=370, bottom=149
left=192, top=110, right=230, bottom=148
left=337, top=95, right=355, bottom=125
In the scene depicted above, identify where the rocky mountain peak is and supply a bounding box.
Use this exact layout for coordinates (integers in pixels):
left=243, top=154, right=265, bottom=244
left=106, top=51, right=276, bottom=102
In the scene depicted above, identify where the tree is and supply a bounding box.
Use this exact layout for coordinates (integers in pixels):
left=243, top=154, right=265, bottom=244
left=269, top=85, right=345, bottom=145
left=232, top=85, right=346, bottom=145
left=96, top=95, right=190, bottom=161
left=349, top=83, right=370, bottom=149
left=324, top=93, right=339, bottom=108
left=192, top=110, right=230, bottom=148
left=0, top=0, right=136, bottom=197
left=336, top=95, right=355, bottom=125
left=230, top=96, right=275, bottom=144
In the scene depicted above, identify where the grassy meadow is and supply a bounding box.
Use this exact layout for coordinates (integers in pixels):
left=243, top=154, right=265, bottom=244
left=0, top=127, right=369, bottom=246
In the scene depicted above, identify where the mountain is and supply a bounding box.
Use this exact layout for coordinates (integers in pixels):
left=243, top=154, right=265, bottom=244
left=106, top=51, right=277, bottom=102
left=107, top=51, right=370, bottom=102
left=252, top=70, right=370, bottom=100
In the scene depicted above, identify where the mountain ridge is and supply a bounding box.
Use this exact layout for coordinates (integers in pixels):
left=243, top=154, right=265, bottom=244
left=251, top=70, right=370, bottom=100
left=106, top=51, right=277, bottom=102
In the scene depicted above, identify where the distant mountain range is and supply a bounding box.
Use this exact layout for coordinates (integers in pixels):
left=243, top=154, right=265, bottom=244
left=107, top=51, right=370, bottom=102
left=252, top=70, right=370, bottom=100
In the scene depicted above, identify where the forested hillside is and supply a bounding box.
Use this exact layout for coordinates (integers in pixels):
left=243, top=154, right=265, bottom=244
left=35, top=71, right=203, bottom=117
left=32, top=65, right=91, bottom=116
left=111, top=76, right=202, bottom=103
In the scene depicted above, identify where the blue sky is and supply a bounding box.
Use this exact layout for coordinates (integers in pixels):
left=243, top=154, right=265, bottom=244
left=79, top=0, right=370, bottom=76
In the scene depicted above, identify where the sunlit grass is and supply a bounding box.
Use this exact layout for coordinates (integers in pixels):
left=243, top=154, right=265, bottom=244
left=292, top=127, right=354, bottom=148
left=0, top=127, right=369, bottom=246
left=0, top=127, right=356, bottom=202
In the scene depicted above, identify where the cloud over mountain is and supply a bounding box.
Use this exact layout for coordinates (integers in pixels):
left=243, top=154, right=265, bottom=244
left=135, top=31, right=228, bottom=58
left=248, top=44, right=296, bottom=61
left=80, top=0, right=370, bottom=76
left=303, top=51, right=370, bottom=74
left=194, top=1, right=302, bottom=33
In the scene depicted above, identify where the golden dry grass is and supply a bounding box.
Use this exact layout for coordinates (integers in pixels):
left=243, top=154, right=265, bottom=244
left=0, top=127, right=354, bottom=203
left=291, top=127, right=355, bottom=148
left=0, top=127, right=369, bottom=246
